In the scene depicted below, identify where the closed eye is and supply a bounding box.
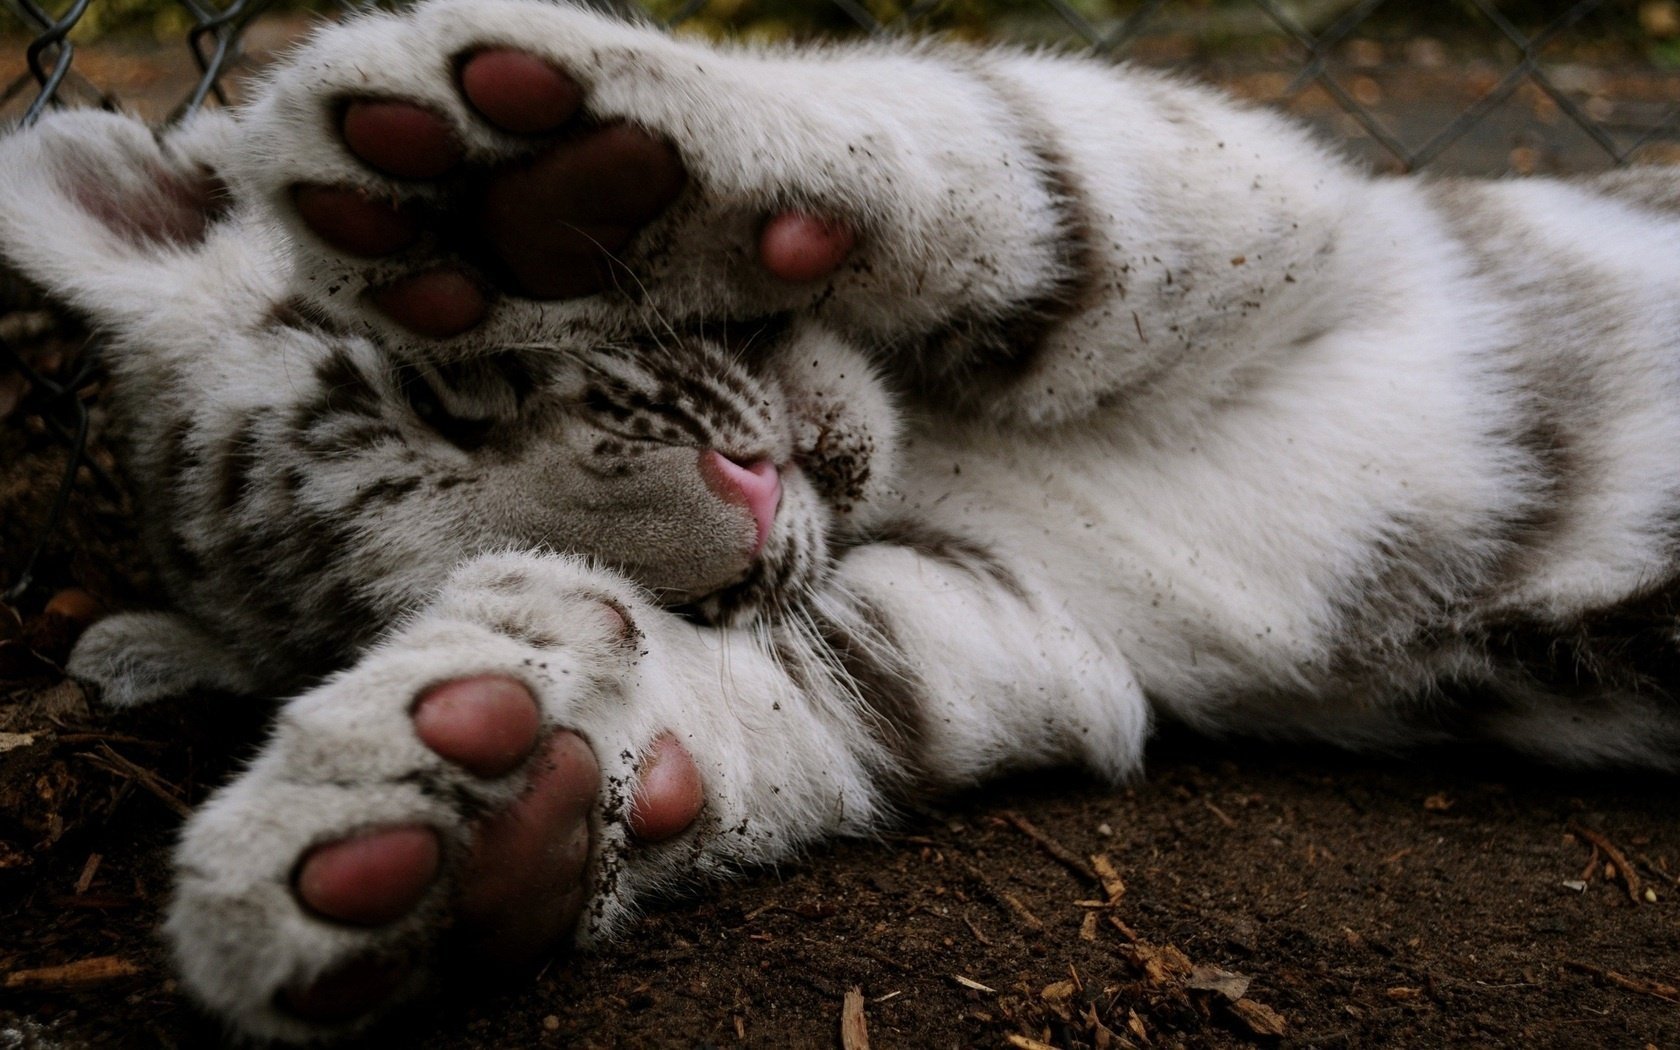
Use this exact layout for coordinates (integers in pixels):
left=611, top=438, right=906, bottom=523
left=396, top=364, right=495, bottom=451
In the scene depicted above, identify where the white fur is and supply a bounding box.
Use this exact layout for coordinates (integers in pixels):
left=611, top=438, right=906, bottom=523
left=1, top=0, right=1677, bottom=1039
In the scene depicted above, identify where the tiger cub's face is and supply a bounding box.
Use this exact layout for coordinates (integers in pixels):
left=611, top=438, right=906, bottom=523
left=143, top=314, right=897, bottom=676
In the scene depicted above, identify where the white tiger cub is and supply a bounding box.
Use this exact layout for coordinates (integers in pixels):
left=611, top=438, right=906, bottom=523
left=2, top=0, right=1679, bottom=1039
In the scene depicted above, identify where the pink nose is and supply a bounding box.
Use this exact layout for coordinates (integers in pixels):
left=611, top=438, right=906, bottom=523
left=699, top=450, right=781, bottom=556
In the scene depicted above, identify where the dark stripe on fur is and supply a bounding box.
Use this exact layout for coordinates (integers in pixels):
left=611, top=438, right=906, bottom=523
left=267, top=296, right=351, bottom=338
left=1478, top=576, right=1680, bottom=698
left=344, top=474, right=423, bottom=516
left=1581, top=168, right=1680, bottom=218
left=811, top=596, right=926, bottom=776
left=214, top=413, right=263, bottom=514
left=1319, top=516, right=1463, bottom=681
left=311, top=349, right=384, bottom=419
left=908, top=61, right=1101, bottom=398
left=155, top=416, right=207, bottom=582
left=857, top=518, right=1029, bottom=603
left=1425, top=180, right=1608, bottom=589
left=585, top=384, right=711, bottom=447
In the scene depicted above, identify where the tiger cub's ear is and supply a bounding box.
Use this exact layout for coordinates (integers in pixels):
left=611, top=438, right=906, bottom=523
left=0, top=109, right=277, bottom=334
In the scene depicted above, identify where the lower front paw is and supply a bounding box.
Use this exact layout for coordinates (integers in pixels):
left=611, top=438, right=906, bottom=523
left=168, top=674, right=703, bottom=1041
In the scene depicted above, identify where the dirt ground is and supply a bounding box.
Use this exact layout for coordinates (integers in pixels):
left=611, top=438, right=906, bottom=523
left=3, top=22, right=1680, bottom=1050
left=4, top=627, right=1679, bottom=1049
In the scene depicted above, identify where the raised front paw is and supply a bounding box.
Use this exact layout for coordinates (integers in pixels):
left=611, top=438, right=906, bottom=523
left=234, top=0, right=859, bottom=340
left=166, top=556, right=703, bottom=1041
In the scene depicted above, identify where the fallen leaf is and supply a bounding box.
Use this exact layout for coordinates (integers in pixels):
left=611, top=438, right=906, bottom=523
left=1188, top=964, right=1252, bottom=1001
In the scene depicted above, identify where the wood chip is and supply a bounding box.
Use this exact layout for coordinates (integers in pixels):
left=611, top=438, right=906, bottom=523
left=841, top=986, right=870, bottom=1050
left=1040, top=979, right=1077, bottom=1002
left=1001, top=892, right=1046, bottom=933
left=1001, top=811, right=1097, bottom=883
left=3, top=955, right=140, bottom=988
left=1090, top=853, right=1126, bottom=904
left=952, top=975, right=997, bottom=993
left=1079, top=910, right=1100, bottom=942
left=1228, top=997, right=1287, bottom=1036
left=73, top=852, right=102, bottom=895
left=1569, top=824, right=1644, bottom=904
left=1126, top=1008, right=1150, bottom=1044
left=1128, top=942, right=1194, bottom=986
left=1006, top=1036, right=1060, bottom=1050
left=1579, top=844, right=1603, bottom=883
left=0, top=840, right=31, bottom=870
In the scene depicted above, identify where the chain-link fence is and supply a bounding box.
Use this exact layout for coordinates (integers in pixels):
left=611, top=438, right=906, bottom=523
left=5, top=0, right=1680, bottom=172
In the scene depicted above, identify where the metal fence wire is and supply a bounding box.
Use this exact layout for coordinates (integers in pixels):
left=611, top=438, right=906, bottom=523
left=5, top=0, right=1680, bottom=168
left=1, top=0, right=1679, bottom=606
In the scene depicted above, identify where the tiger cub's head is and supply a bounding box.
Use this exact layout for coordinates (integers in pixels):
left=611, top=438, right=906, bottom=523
left=0, top=108, right=899, bottom=688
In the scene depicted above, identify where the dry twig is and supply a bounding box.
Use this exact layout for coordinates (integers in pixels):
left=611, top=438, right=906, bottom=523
left=1564, top=961, right=1680, bottom=1004
left=76, top=744, right=190, bottom=817
left=72, top=851, right=100, bottom=895
left=1001, top=811, right=1098, bottom=883
left=1569, top=824, right=1643, bottom=904
left=3, top=955, right=140, bottom=988
left=1002, top=892, right=1047, bottom=933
